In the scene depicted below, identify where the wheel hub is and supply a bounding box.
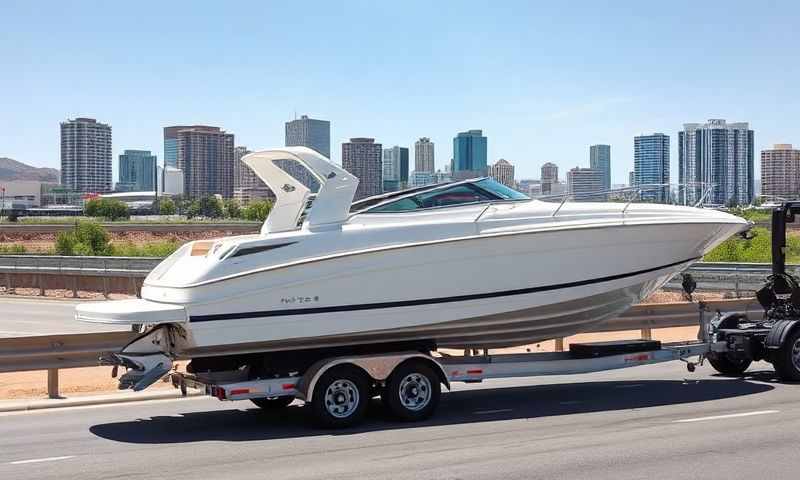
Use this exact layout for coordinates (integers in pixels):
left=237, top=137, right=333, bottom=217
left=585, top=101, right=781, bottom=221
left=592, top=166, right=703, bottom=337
left=398, top=373, right=432, bottom=412
left=324, top=379, right=359, bottom=418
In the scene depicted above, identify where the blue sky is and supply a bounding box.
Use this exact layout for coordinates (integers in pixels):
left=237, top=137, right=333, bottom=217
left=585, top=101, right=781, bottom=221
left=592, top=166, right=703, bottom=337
left=1, top=1, right=798, bottom=184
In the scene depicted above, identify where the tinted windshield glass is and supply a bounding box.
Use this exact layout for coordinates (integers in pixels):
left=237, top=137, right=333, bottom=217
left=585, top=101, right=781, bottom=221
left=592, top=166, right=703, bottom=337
left=367, top=183, right=497, bottom=213
left=474, top=178, right=529, bottom=200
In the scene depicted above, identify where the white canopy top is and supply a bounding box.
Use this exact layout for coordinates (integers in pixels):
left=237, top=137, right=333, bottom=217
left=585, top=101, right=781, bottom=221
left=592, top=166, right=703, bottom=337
left=242, top=147, right=359, bottom=234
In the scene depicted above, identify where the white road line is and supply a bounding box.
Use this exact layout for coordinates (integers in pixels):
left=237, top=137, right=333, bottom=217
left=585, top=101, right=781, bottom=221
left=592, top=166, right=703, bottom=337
left=673, top=410, right=779, bottom=423
left=9, top=455, right=75, bottom=465
left=473, top=408, right=513, bottom=415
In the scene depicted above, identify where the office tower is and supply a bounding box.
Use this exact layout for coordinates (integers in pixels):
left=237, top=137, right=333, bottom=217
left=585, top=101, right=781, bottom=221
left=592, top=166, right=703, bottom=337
left=761, top=144, right=800, bottom=201
left=60, top=117, right=112, bottom=193
left=541, top=162, right=558, bottom=195
left=285, top=114, right=331, bottom=158
left=488, top=158, right=515, bottom=188
left=452, top=129, right=487, bottom=180
left=382, top=146, right=409, bottom=192
left=117, top=150, right=157, bottom=192
left=566, top=167, right=604, bottom=201
left=342, top=138, right=383, bottom=200
left=233, top=146, right=274, bottom=206
left=679, top=119, right=754, bottom=206
left=176, top=126, right=235, bottom=199
left=409, top=171, right=434, bottom=187
left=414, top=137, right=435, bottom=173
left=589, top=144, right=611, bottom=191
left=163, top=126, right=201, bottom=168
left=634, top=133, right=670, bottom=203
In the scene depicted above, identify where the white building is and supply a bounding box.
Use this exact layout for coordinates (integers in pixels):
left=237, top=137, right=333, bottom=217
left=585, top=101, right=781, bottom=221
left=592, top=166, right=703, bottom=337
left=567, top=167, right=604, bottom=201
left=488, top=158, right=515, bottom=188
left=414, top=137, right=435, bottom=173
left=409, top=170, right=434, bottom=188
left=162, top=167, right=184, bottom=195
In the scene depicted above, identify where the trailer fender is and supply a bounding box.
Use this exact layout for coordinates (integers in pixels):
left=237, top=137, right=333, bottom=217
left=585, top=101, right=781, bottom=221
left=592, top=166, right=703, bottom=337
left=765, top=320, right=800, bottom=350
left=300, top=352, right=449, bottom=402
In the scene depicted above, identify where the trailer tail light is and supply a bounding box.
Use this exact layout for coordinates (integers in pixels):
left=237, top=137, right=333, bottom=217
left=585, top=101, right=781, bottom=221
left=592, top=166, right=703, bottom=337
left=282, top=383, right=296, bottom=390
left=229, top=388, right=250, bottom=396
left=467, top=369, right=483, bottom=375
left=213, top=387, right=226, bottom=400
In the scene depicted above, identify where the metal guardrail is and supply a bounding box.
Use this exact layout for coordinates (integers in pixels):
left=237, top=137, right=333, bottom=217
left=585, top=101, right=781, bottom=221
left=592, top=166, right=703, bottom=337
left=0, top=298, right=760, bottom=398
left=0, top=255, right=162, bottom=278
left=0, top=222, right=260, bottom=234
left=665, top=263, right=798, bottom=295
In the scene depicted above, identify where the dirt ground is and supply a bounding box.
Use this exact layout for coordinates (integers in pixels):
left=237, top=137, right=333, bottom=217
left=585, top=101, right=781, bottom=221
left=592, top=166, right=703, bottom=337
left=0, top=326, right=700, bottom=401
left=0, top=230, right=240, bottom=253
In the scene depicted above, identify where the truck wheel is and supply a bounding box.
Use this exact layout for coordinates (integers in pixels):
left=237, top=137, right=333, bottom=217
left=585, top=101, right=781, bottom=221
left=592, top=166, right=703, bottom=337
left=382, top=360, right=441, bottom=422
left=772, top=327, right=800, bottom=382
left=310, top=365, right=369, bottom=428
left=251, top=396, right=294, bottom=410
left=707, top=353, right=752, bottom=376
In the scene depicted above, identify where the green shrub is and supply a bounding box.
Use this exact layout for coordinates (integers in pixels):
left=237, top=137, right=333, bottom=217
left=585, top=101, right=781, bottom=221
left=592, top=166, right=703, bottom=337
left=704, top=227, right=800, bottom=263
left=0, top=244, right=26, bottom=254
left=224, top=198, right=241, bottom=219
left=55, top=221, right=112, bottom=256
left=242, top=199, right=272, bottom=222
left=111, top=240, right=181, bottom=257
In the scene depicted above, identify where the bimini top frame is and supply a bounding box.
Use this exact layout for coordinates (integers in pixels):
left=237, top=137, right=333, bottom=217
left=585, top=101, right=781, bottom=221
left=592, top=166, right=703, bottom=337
left=242, top=147, right=359, bottom=234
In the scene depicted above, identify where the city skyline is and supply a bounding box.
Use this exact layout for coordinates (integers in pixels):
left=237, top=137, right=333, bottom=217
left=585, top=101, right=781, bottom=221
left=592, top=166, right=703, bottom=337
left=2, top=2, right=797, bottom=185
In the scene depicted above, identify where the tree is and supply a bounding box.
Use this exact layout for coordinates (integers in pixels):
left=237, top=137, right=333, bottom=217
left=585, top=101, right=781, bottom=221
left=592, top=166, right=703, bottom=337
left=242, top=199, right=273, bottom=222
left=83, top=198, right=130, bottom=221
left=224, top=198, right=241, bottom=219
left=159, top=197, right=177, bottom=215
left=199, top=195, right=224, bottom=218
left=55, top=221, right=112, bottom=256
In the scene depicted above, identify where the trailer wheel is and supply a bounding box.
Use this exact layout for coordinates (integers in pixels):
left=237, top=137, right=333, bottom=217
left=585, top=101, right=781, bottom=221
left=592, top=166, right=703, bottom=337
left=310, top=365, right=369, bottom=428
left=382, top=360, right=441, bottom=422
left=707, top=353, right=752, bottom=376
left=772, top=327, right=800, bottom=382
left=251, top=396, right=294, bottom=410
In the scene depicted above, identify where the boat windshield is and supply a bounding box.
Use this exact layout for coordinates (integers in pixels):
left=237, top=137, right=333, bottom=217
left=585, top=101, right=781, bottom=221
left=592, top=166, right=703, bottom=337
left=360, top=178, right=529, bottom=213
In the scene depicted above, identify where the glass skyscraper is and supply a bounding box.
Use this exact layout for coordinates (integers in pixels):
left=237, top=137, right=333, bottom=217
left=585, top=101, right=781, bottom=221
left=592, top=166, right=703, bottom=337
left=679, top=119, right=754, bottom=206
left=382, top=146, right=409, bottom=192
left=589, top=144, right=611, bottom=192
left=118, top=149, right=157, bottom=192
left=633, top=134, right=670, bottom=203
left=452, top=130, right=487, bottom=180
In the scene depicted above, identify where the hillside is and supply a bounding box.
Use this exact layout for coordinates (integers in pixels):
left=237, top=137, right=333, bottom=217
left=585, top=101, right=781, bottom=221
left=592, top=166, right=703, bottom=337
left=0, top=157, right=59, bottom=182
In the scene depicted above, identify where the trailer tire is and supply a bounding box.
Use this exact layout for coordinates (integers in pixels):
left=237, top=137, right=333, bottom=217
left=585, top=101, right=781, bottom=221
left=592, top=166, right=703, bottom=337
left=251, top=396, right=294, bottom=410
left=771, top=326, right=800, bottom=382
left=309, top=365, right=369, bottom=428
left=382, top=360, right=441, bottom=422
left=707, top=353, right=751, bottom=376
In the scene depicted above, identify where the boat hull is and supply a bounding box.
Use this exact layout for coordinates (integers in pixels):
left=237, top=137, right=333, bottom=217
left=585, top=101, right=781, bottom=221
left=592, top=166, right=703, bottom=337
left=149, top=221, right=737, bottom=357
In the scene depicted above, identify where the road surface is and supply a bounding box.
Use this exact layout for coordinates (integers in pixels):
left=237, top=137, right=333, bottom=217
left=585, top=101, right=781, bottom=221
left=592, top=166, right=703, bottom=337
left=1, top=361, right=798, bottom=479
left=0, top=297, right=128, bottom=337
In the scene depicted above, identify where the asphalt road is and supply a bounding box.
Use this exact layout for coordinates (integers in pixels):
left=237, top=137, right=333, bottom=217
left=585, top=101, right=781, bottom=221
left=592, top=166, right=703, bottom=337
left=0, top=297, right=128, bottom=337
left=1, top=361, right=799, bottom=479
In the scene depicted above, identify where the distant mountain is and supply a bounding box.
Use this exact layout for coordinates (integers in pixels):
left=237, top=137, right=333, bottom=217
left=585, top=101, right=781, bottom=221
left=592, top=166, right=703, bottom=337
left=0, top=157, right=59, bottom=182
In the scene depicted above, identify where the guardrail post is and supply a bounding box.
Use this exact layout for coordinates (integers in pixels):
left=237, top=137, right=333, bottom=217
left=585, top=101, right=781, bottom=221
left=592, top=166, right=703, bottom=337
left=38, top=274, right=45, bottom=296
left=734, top=267, right=740, bottom=298
left=5, top=273, right=14, bottom=295
left=641, top=328, right=652, bottom=340
left=555, top=338, right=565, bottom=352
left=102, top=277, right=109, bottom=299
left=47, top=368, right=60, bottom=399
left=71, top=277, right=78, bottom=298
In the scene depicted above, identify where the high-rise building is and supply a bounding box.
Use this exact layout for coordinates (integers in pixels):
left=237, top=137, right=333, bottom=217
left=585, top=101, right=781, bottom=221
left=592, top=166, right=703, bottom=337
left=629, top=171, right=635, bottom=187
left=285, top=115, right=331, bottom=158
left=566, top=167, right=604, bottom=201
left=233, top=146, right=274, bottom=206
left=634, top=133, right=670, bottom=203
left=589, top=144, right=611, bottom=191
left=163, top=126, right=201, bottom=168
left=382, top=146, right=409, bottom=192
left=679, top=119, right=754, bottom=206
left=117, top=150, right=157, bottom=192
left=176, top=126, right=235, bottom=199
left=452, top=130, right=487, bottom=180
left=409, top=171, right=434, bottom=187
left=541, top=162, right=559, bottom=195
left=342, top=138, right=382, bottom=200
left=488, top=158, right=515, bottom=188
left=60, top=117, right=112, bottom=193
left=761, top=144, right=800, bottom=201
left=162, top=167, right=184, bottom=195
left=414, top=137, right=435, bottom=173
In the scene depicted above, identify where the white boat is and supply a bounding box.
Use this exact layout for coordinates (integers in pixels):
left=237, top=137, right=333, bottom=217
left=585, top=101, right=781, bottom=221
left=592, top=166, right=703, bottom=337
left=76, top=147, right=748, bottom=390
